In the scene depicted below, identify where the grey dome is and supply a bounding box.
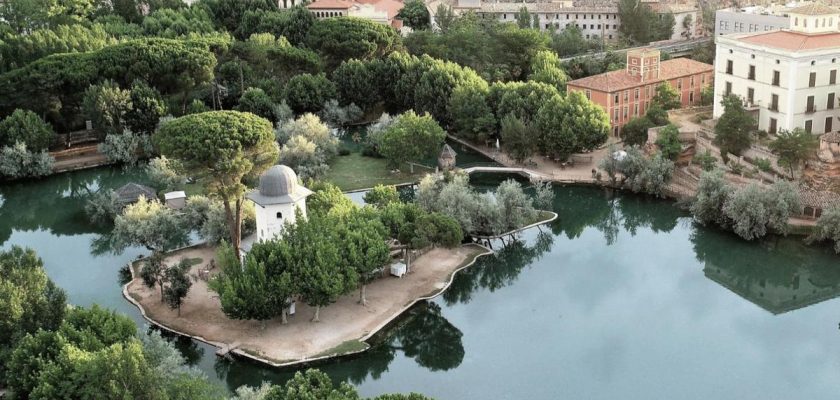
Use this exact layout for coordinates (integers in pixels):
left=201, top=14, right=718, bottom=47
left=259, top=165, right=298, bottom=197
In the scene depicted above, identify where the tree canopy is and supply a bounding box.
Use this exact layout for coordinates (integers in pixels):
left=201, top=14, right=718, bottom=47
left=154, top=110, right=278, bottom=255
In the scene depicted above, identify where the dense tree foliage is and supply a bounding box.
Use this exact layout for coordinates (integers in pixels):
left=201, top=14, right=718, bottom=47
left=714, top=94, right=755, bottom=156
left=617, top=0, right=675, bottom=44
left=397, top=0, right=430, bottom=30
left=155, top=111, right=278, bottom=256
left=306, top=17, right=401, bottom=69
left=0, top=24, right=113, bottom=72
left=769, top=127, right=818, bottom=177
left=283, top=73, right=336, bottom=114
left=655, top=124, right=682, bottom=160
left=0, top=37, right=217, bottom=130
left=0, top=109, right=55, bottom=150
left=651, top=82, right=681, bottom=110
left=375, top=111, right=446, bottom=172
left=621, top=117, right=653, bottom=146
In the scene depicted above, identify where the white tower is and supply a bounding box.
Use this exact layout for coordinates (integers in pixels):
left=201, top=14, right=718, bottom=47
left=246, top=165, right=312, bottom=242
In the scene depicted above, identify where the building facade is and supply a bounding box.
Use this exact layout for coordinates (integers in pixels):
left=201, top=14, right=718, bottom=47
left=449, top=0, right=698, bottom=41
left=712, top=3, right=840, bottom=135
left=567, top=48, right=714, bottom=136
left=307, top=0, right=404, bottom=29
left=714, top=6, right=790, bottom=36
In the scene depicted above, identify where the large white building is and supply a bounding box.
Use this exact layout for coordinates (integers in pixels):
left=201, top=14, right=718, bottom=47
left=713, top=3, right=840, bottom=135
left=442, top=0, right=698, bottom=41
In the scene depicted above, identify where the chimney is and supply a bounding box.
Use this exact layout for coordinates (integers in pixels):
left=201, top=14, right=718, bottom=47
left=625, top=48, right=661, bottom=83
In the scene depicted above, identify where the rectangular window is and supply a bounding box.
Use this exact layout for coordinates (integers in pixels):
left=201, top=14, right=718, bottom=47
left=690, top=76, right=695, bottom=87
left=614, top=94, right=620, bottom=104
left=634, top=88, right=639, bottom=100
left=809, top=72, right=816, bottom=87
left=613, top=108, right=619, bottom=121
left=772, top=70, right=780, bottom=86
left=805, top=120, right=813, bottom=133
left=623, top=106, right=628, bottom=119
left=725, top=81, right=732, bottom=96
left=689, top=91, right=694, bottom=104
left=831, top=70, right=837, bottom=85
left=769, top=118, right=777, bottom=134
left=645, top=85, right=650, bottom=97
left=624, top=91, right=628, bottom=101
left=726, top=60, right=733, bottom=75
left=770, top=94, right=779, bottom=111
left=634, top=104, right=639, bottom=116
left=748, top=65, right=755, bottom=80
left=829, top=93, right=836, bottom=109
left=747, top=87, right=754, bottom=105
left=677, top=79, right=682, bottom=89
left=807, top=95, right=815, bottom=113
left=826, top=117, right=833, bottom=133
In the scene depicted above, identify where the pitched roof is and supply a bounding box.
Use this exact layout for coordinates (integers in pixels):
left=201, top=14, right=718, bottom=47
left=115, top=183, right=157, bottom=204
left=788, top=3, right=840, bottom=15
left=798, top=188, right=840, bottom=209
left=737, top=30, right=840, bottom=52
left=307, top=0, right=354, bottom=9
left=567, top=58, right=713, bottom=93
left=439, top=143, right=456, bottom=159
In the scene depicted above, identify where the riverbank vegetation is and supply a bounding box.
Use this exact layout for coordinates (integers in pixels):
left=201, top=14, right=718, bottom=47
left=0, top=246, right=435, bottom=399
left=689, top=169, right=800, bottom=241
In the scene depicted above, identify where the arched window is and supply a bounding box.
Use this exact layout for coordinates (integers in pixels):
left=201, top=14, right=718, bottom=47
left=276, top=211, right=283, bottom=219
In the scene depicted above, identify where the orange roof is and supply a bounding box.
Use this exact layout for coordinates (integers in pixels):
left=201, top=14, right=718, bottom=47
left=738, top=30, right=840, bottom=52
left=307, top=0, right=354, bottom=9
left=567, top=58, right=713, bottom=93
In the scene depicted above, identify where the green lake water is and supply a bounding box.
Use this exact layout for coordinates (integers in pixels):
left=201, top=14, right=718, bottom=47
left=2, top=168, right=840, bottom=399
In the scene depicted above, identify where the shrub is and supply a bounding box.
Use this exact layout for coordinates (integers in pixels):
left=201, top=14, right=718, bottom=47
left=0, top=143, right=54, bottom=179
left=693, top=149, right=717, bottom=171
left=98, top=131, right=153, bottom=165
left=146, top=156, right=186, bottom=192
left=655, top=124, right=682, bottom=161
left=753, top=157, right=772, bottom=173
left=807, top=206, right=840, bottom=253
left=85, top=190, right=121, bottom=225
left=0, top=109, right=55, bottom=150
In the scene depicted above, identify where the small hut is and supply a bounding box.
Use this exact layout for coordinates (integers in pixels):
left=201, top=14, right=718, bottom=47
left=798, top=187, right=840, bottom=219
left=164, top=191, right=187, bottom=209
left=115, top=183, right=157, bottom=205
left=438, top=144, right=457, bottom=171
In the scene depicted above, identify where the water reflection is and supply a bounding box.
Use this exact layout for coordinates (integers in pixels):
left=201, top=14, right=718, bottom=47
left=444, top=233, right=554, bottom=306
left=693, top=227, right=840, bottom=314
left=0, top=168, right=148, bottom=243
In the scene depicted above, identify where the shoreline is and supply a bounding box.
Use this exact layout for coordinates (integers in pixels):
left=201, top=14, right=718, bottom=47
left=122, top=243, right=496, bottom=368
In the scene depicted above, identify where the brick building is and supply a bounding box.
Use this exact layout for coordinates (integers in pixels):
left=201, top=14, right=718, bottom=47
left=567, top=49, right=714, bottom=136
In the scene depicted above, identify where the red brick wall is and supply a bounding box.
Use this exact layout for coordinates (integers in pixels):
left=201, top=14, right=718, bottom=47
left=568, top=71, right=713, bottom=136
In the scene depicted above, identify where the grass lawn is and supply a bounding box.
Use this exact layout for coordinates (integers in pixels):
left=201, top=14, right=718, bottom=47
left=324, top=152, right=430, bottom=191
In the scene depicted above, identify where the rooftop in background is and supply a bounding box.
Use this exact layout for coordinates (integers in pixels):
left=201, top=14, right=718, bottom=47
left=567, top=57, right=713, bottom=92
left=307, top=0, right=354, bottom=9
left=788, top=2, right=840, bottom=14
left=728, top=30, right=840, bottom=51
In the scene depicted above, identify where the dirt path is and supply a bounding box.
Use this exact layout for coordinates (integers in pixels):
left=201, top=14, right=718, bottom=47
left=125, top=244, right=489, bottom=366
